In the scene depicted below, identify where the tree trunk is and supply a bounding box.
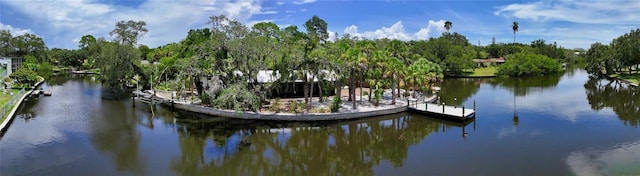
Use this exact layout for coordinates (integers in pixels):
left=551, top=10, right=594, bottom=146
left=319, top=81, right=324, bottom=102
left=397, top=78, right=401, bottom=98
left=360, top=72, right=363, bottom=104
left=368, top=80, right=373, bottom=103
left=303, top=76, right=309, bottom=105
left=413, top=78, right=417, bottom=98
left=334, top=80, right=341, bottom=99
left=351, top=67, right=356, bottom=109
left=308, top=74, right=316, bottom=109
left=391, top=74, right=396, bottom=105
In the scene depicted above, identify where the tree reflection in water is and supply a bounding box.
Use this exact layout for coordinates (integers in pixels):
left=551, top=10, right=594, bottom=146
left=168, top=113, right=464, bottom=175
left=584, top=78, right=640, bottom=127
left=90, top=100, right=145, bottom=175
left=438, top=78, right=485, bottom=106
left=490, top=74, right=561, bottom=97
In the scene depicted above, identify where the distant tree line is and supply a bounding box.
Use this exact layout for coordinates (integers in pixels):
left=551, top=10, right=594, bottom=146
left=1, top=16, right=586, bottom=111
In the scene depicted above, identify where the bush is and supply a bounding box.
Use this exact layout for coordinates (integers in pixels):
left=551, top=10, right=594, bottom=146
left=10, top=68, right=40, bottom=88
left=497, top=52, right=562, bottom=77
left=289, top=100, right=298, bottom=113
left=311, top=107, right=329, bottom=113
left=374, top=88, right=383, bottom=106
left=199, top=93, right=212, bottom=105
left=296, top=101, right=306, bottom=113
left=269, top=98, right=281, bottom=113
left=330, top=96, right=342, bottom=112
left=212, top=84, right=261, bottom=112
left=287, top=100, right=306, bottom=113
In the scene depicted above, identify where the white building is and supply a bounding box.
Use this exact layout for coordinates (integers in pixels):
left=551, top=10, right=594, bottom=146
left=0, top=56, right=23, bottom=76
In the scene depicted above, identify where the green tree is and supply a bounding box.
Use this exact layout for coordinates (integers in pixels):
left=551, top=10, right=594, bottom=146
left=95, top=20, right=148, bottom=89
left=444, top=21, right=452, bottom=33
left=109, top=20, right=148, bottom=46
left=302, top=16, right=329, bottom=108
left=11, top=33, right=48, bottom=62
left=304, top=15, right=329, bottom=45
left=512, top=21, right=519, bottom=43
left=95, top=40, right=140, bottom=89
left=406, top=58, right=443, bottom=97
left=9, top=67, right=40, bottom=88
left=496, top=52, right=562, bottom=77
left=79, top=34, right=97, bottom=49
left=0, top=30, right=13, bottom=56
left=585, top=42, right=615, bottom=76
left=611, top=29, right=640, bottom=74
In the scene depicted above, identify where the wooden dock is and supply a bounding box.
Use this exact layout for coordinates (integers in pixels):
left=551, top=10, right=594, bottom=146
left=132, top=90, right=171, bottom=106
left=407, top=99, right=475, bottom=120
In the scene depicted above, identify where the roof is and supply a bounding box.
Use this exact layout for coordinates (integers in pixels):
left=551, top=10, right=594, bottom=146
left=474, top=57, right=505, bottom=63
left=256, top=70, right=336, bottom=83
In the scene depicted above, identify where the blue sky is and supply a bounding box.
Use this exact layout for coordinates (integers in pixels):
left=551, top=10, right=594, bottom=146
left=1, top=0, right=638, bottom=50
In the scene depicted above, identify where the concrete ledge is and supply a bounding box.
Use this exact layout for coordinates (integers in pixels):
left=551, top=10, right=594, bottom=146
left=171, top=103, right=409, bottom=121
left=0, top=79, right=44, bottom=134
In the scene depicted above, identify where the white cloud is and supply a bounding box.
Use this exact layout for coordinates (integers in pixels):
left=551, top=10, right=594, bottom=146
left=293, top=0, right=317, bottom=5
left=566, top=140, right=640, bottom=175
left=327, top=30, right=337, bottom=42
left=495, top=1, right=640, bottom=24
left=1, top=0, right=273, bottom=48
left=343, top=20, right=447, bottom=41
left=497, top=126, right=517, bottom=139
left=415, top=20, right=446, bottom=40
left=0, top=23, right=37, bottom=36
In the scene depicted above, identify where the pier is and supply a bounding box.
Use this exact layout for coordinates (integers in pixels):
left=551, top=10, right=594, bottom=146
left=132, top=90, right=171, bottom=106
left=407, top=99, right=475, bottom=120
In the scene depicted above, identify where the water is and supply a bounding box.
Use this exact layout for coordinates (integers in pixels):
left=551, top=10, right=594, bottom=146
left=1, top=69, right=639, bottom=176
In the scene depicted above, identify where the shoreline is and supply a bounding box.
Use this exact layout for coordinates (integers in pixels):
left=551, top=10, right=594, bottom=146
left=0, top=79, right=45, bottom=134
left=446, top=75, right=497, bottom=78
left=606, top=75, right=639, bottom=87
left=142, top=90, right=439, bottom=121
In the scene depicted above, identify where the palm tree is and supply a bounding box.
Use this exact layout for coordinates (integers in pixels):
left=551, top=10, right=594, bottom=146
left=406, top=58, right=443, bottom=98
left=384, top=56, right=403, bottom=105
left=512, top=21, right=519, bottom=43
left=444, top=21, right=452, bottom=33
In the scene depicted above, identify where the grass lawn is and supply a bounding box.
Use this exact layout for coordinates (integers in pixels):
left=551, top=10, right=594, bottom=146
left=0, top=89, right=22, bottom=123
left=611, top=73, right=640, bottom=85
left=462, top=67, right=497, bottom=77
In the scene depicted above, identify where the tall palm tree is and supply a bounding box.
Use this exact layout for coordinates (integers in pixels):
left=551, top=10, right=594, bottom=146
left=512, top=21, right=519, bottom=43
left=384, top=56, right=403, bottom=105
left=444, top=21, right=452, bottom=33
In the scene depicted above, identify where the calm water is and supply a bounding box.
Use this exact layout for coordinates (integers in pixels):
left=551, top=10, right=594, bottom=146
left=1, top=69, right=639, bottom=176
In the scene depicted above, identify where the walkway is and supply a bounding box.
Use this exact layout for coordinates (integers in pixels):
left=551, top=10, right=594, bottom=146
left=133, top=88, right=473, bottom=121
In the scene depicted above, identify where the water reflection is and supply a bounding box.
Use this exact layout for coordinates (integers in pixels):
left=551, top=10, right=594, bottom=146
left=566, top=140, right=640, bottom=175
left=90, top=101, right=146, bottom=174
left=5, top=70, right=640, bottom=175
left=584, top=78, right=640, bottom=127
left=489, top=74, right=561, bottom=96
left=438, top=78, right=485, bottom=106
left=168, top=113, right=469, bottom=175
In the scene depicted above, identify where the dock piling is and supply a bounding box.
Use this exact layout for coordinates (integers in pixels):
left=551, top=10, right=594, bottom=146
left=442, top=103, right=445, bottom=113
left=462, top=106, right=465, bottom=117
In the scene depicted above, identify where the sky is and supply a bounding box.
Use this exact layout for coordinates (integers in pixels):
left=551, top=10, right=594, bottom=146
left=0, top=0, right=638, bottom=50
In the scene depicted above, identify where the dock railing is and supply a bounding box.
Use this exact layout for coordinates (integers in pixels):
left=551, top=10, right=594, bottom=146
left=1, top=88, right=25, bottom=119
